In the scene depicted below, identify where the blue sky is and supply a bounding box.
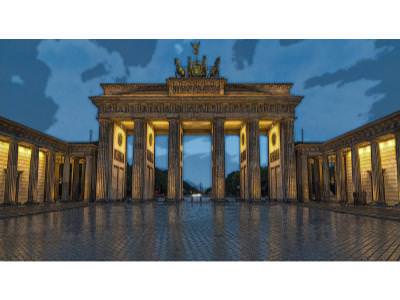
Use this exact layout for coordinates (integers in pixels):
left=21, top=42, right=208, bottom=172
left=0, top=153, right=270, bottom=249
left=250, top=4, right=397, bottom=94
left=1, top=39, right=399, bottom=188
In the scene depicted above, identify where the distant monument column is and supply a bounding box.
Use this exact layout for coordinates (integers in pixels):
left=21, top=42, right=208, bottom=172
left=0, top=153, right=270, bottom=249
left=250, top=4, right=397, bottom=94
left=84, top=155, right=93, bottom=202
left=395, top=131, right=400, bottom=202
left=280, top=118, right=297, bottom=201
left=322, top=153, right=330, bottom=201
left=96, top=118, right=114, bottom=201
left=335, top=149, right=345, bottom=202
left=72, top=157, right=80, bottom=201
left=132, top=119, right=146, bottom=201
left=300, top=153, right=309, bottom=202
left=27, top=145, right=39, bottom=204
left=247, top=119, right=261, bottom=200
left=371, top=140, right=385, bottom=204
left=45, top=150, right=55, bottom=202
left=167, top=118, right=183, bottom=200
left=212, top=118, right=225, bottom=200
left=351, top=144, right=362, bottom=204
left=62, top=153, right=71, bottom=201
left=4, top=140, right=18, bottom=204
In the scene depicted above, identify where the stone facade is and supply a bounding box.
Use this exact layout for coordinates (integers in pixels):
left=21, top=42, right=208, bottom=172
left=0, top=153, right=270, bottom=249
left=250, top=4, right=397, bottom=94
left=1, top=72, right=400, bottom=207
left=296, top=111, right=400, bottom=206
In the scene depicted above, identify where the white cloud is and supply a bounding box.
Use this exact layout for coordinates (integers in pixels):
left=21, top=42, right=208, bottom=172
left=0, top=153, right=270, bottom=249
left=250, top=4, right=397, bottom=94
left=37, top=40, right=127, bottom=141
left=11, top=75, right=24, bottom=85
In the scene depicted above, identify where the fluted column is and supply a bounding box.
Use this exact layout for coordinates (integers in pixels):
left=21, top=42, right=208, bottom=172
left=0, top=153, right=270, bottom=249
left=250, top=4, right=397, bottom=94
left=247, top=119, right=261, bottom=200
left=300, top=153, right=309, bottom=202
left=312, top=157, right=322, bottom=201
left=167, top=118, right=183, bottom=200
left=45, top=150, right=55, bottom=202
left=84, top=155, right=93, bottom=201
left=371, top=140, right=385, bottom=204
left=322, top=153, right=330, bottom=201
left=72, top=158, right=80, bottom=201
left=27, top=145, right=39, bottom=204
left=280, top=118, right=297, bottom=201
left=335, top=149, right=345, bottom=202
left=61, top=153, right=70, bottom=201
left=212, top=118, right=225, bottom=200
left=132, top=119, right=146, bottom=200
left=351, top=144, right=362, bottom=204
left=4, top=140, right=18, bottom=204
left=395, top=132, right=400, bottom=203
left=96, top=118, right=113, bottom=201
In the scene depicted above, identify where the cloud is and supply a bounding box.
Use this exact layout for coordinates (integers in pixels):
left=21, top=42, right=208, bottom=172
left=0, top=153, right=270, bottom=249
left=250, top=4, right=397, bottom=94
left=174, top=43, right=183, bottom=55
left=232, top=40, right=259, bottom=69
left=0, top=40, right=57, bottom=131
left=11, top=75, right=24, bottom=85
left=81, top=63, right=109, bottom=82
left=304, top=40, right=400, bottom=121
left=37, top=40, right=127, bottom=141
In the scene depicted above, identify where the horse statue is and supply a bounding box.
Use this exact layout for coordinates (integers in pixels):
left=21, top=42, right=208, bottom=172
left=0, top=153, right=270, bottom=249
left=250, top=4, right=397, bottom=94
left=209, top=57, right=221, bottom=78
left=174, top=58, right=186, bottom=78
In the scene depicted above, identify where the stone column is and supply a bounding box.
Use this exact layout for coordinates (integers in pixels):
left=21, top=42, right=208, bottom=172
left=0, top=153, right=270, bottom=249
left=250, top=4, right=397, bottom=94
left=84, top=155, right=93, bottom=202
left=4, top=140, right=18, bottom=204
left=72, top=158, right=80, bottom=201
left=395, top=132, right=400, bottom=203
left=335, top=150, right=345, bottom=202
left=351, top=144, right=362, bottom=204
left=371, top=140, right=385, bottom=204
left=61, top=153, right=71, bottom=201
left=280, top=118, right=297, bottom=201
left=167, top=118, right=183, bottom=200
left=313, top=157, right=322, bottom=201
left=212, top=118, right=225, bottom=200
left=96, top=118, right=113, bottom=201
left=322, top=153, right=330, bottom=201
left=27, top=145, right=39, bottom=204
left=132, top=119, right=146, bottom=200
left=247, top=119, right=261, bottom=200
left=45, top=150, right=55, bottom=202
left=300, top=153, right=309, bottom=202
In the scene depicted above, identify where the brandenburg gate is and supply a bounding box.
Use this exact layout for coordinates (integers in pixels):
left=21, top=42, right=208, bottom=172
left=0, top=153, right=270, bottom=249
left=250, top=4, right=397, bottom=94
left=2, top=43, right=400, bottom=206
left=90, top=43, right=302, bottom=201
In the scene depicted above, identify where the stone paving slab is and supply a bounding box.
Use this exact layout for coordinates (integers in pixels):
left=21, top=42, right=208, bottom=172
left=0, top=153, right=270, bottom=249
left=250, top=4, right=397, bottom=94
left=0, top=202, right=88, bottom=220
left=296, top=201, right=400, bottom=222
left=1, top=201, right=400, bottom=261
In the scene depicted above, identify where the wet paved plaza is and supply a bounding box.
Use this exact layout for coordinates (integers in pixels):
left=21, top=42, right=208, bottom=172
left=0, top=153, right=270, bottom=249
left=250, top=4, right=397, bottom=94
left=1, top=201, right=400, bottom=261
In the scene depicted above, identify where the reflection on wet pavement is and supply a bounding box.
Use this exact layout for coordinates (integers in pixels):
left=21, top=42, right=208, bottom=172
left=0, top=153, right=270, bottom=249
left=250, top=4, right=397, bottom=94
left=1, top=201, right=400, bottom=261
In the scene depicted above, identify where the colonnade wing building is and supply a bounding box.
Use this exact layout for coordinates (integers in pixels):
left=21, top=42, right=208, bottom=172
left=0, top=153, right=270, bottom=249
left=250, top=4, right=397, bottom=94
left=1, top=55, right=400, bottom=206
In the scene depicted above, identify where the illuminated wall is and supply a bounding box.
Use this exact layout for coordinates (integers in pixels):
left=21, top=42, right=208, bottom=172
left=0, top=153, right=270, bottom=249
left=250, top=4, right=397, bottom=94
left=379, top=139, right=399, bottom=205
left=0, top=140, right=9, bottom=204
left=17, top=145, right=31, bottom=204
left=112, top=123, right=126, bottom=200
left=239, top=124, right=247, bottom=199
left=358, top=145, right=372, bottom=203
left=268, top=122, right=282, bottom=199
left=37, top=150, right=46, bottom=202
left=146, top=123, right=155, bottom=199
left=345, top=150, right=353, bottom=203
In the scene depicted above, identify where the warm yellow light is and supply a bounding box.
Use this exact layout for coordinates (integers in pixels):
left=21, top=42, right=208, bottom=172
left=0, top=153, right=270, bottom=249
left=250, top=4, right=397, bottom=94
left=0, top=140, right=9, bottom=152
left=358, top=145, right=371, bottom=155
left=121, top=120, right=134, bottom=129
left=224, top=120, right=243, bottom=130
left=379, top=139, right=395, bottom=150
left=39, top=151, right=45, bottom=159
left=151, top=120, right=169, bottom=130
left=18, top=145, right=31, bottom=156
left=259, top=120, right=273, bottom=130
left=182, top=121, right=211, bottom=130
